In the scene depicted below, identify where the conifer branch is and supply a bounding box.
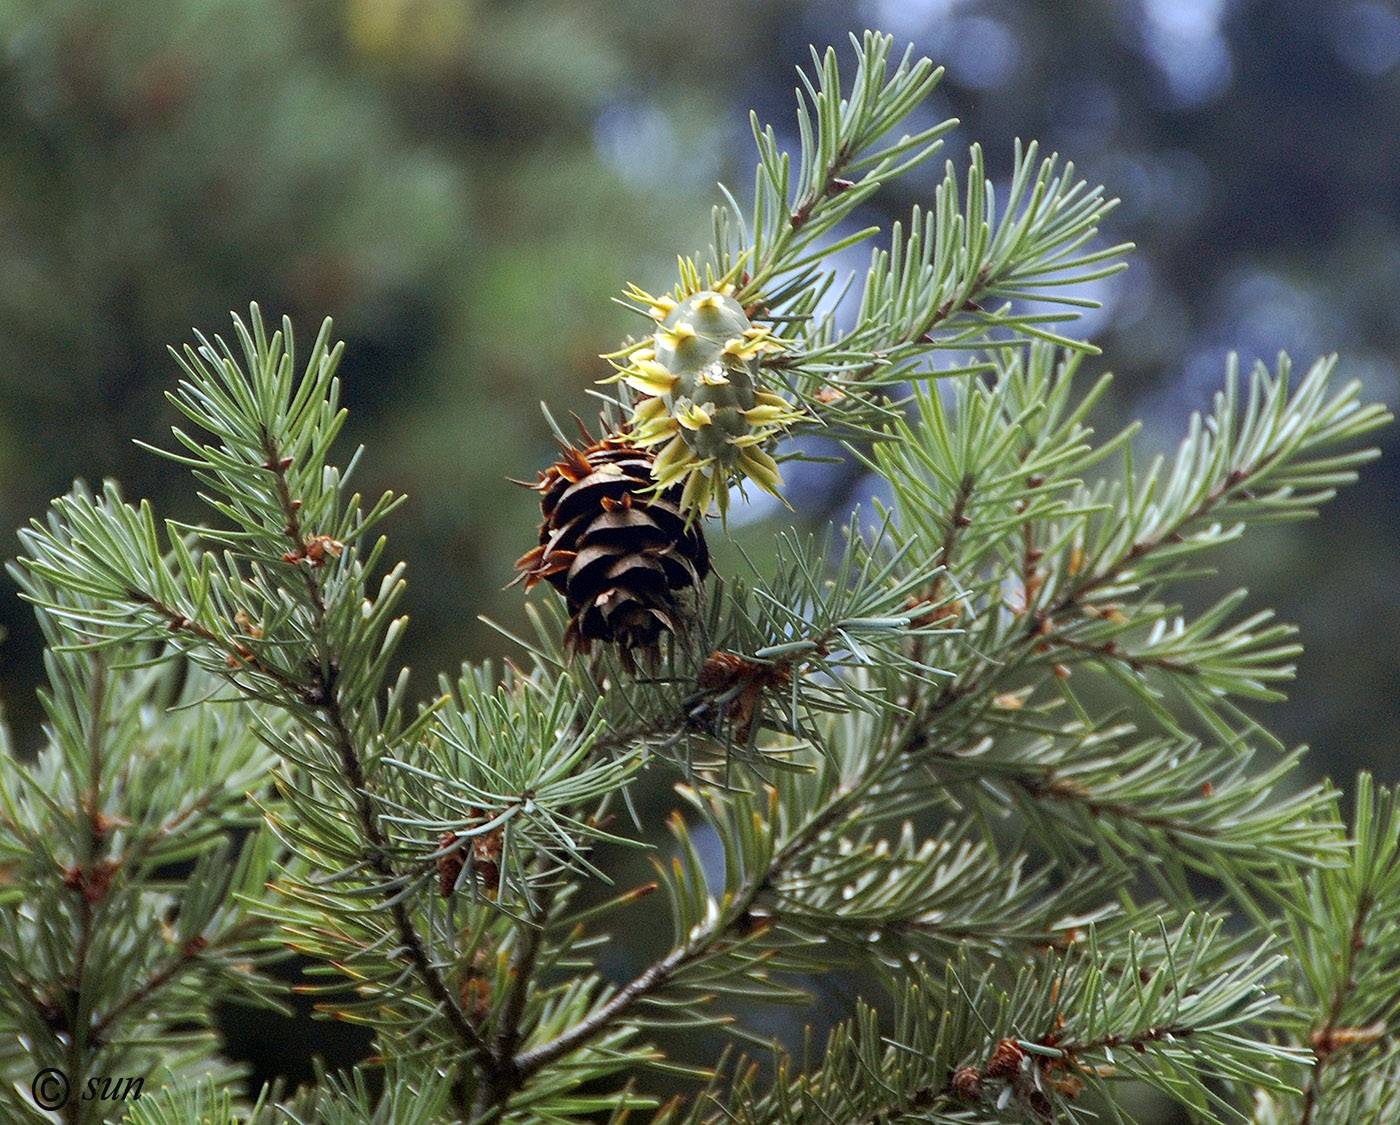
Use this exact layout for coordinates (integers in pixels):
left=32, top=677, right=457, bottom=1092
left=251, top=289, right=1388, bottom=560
left=1278, top=776, right=1400, bottom=1125
left=261, top=429, right=487, bottom=1066
left=179, top=317, right=495, bottom=1075
left=513, top=646, right=949, bottom=1082
left=3, top=28, right=1395, bottom=1125
left=1295, top=896, right=1369, bottom=1125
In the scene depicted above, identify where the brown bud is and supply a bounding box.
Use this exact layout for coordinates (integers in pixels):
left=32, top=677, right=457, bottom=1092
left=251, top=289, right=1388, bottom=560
left=458, top=948, right=493, bottom=1023
left=437, top=831, right=464, bottom=898
left=473, top=828, right=503, bottom=897
left=950, top=1065, right=983, bottom=1101
left=1312, top=1021, right=1386, bottom=1061
left=303, top=534, right=345, bottom=566
left=63, top=860, right=118, bottom=905
left=467, top=809, right=505, bottom=898
left=693, top=651, right=791, bottom=743
left=985, top=1037, right=1026, bottom=1079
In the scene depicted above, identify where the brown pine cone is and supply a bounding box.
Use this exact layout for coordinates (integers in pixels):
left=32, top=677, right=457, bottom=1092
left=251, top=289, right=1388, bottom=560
left=515, top=434, right=709, bottom=671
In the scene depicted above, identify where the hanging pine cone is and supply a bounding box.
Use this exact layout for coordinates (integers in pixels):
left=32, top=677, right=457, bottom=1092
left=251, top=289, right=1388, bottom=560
left=514, top=434, right=710, bottom=671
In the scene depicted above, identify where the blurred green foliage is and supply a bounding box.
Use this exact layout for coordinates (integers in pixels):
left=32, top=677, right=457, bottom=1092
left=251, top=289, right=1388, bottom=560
left=0, top=1, right=1397, bottom=1116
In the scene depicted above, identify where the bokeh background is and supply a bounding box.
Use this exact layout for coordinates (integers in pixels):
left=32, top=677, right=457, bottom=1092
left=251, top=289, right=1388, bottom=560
left=1, top=0, right=1397, bottom=1119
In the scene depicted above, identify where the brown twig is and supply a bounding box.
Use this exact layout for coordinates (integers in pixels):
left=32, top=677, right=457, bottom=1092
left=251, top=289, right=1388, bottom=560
left=256, top=428, right=493, bottom=1116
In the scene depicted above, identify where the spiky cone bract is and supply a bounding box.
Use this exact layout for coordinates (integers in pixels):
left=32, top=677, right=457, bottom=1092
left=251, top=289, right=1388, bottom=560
left=514, top=434, right=710, bottom=671
left=607, top=288, right=804, bottom=518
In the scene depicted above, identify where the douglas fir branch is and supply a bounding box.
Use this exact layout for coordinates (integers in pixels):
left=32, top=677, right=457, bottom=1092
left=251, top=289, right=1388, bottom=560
left=0, top=29, right=1397, bottom=1125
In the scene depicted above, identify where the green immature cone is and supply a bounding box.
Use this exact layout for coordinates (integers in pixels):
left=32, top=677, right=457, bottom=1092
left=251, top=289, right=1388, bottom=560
left=607, top=287, right=804, bottom=518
